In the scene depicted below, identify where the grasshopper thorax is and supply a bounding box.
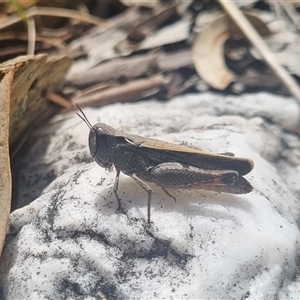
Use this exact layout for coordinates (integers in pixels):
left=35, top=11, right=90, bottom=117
left=89, top=123, right=116, bottom=169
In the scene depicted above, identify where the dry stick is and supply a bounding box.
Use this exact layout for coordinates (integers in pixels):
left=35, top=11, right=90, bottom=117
left=218, top=0, right=300, bottom=103
left=45, top=91, right=73, bottom=109
left=128, top=3, right=177, bottom=41
left=0, top=32, right=67, bottom=50
left=66, top=53, right=158, bottom=88
left=75, top=82, right=119, bottom=97
left=269, top=1, right=283, bottom=19
left=66, top=49, right=193, bottom=88
left=73, top=75, right=167, bottom=108
left=0, top=45, right=27, bottom=57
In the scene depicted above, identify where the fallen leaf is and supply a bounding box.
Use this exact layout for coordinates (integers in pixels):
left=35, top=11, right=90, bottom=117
left=0, top=53, right=72, bottom=256
left=192, top=13, right=235, bottom=90
left=0, top=54, right=73, bottom=150
left=192, top=12, right=271, bottom=90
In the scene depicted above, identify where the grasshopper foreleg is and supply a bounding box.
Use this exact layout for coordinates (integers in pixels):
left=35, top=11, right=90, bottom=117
left=114, top=169, right=124, bottom=213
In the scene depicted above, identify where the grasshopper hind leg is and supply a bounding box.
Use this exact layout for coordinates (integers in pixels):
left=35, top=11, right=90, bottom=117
left=161, top=187, right=176, bottom=202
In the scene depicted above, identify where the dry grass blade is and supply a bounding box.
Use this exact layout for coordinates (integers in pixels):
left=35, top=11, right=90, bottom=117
left=27, top=17, right=36, bottom=55
left=0, top=6, right=104, bottom=31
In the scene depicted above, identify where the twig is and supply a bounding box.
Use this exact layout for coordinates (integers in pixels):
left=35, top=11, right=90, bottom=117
left=218, top=0, right=300, bottom=103
left=45, top=91, right=73, bottom=109
left=0, top=32, right=67, bottom=51
left=268, top=0, right=283, bottom=19
left=74, top=82, right=119, bottom=97
left=72, top=75, right=168, bottom=108
left=66, top=53, right=158, bottom=88
left=66, top=49, right=193, bottom=89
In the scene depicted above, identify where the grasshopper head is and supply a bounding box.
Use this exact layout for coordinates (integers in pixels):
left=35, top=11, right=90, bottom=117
left=89, top=123, right=116, bottom=169
left=76, top=104, right=115, bottom=169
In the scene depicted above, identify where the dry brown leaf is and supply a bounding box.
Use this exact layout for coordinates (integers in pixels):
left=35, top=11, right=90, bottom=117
left=192, top=13, right=235, bottom=90
left=0, top=69, right=13, bottom=258
left=0, top=54, right=73, bottom=150
left=0, top=53, right=72, bottom=256
left=192, top=12, right=271, bottom=90
left=2, top=54, right=48, bottom=136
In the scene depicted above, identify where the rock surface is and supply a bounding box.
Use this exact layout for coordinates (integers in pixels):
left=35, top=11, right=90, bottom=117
left=1, top=92, right=300, bottom=299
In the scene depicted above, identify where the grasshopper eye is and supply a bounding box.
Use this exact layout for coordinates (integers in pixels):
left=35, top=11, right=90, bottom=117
left=222, top=172, right=238, bottom=186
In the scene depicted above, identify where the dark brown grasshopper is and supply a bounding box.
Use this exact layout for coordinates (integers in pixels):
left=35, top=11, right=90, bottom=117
left=76, top=104, right=254, bottom=225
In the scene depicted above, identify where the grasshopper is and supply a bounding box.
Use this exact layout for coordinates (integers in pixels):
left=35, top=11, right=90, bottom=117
left=76, top=104, right=254, bottom=224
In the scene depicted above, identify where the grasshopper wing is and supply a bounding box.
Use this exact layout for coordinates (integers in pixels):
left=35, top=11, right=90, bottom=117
left=123, top=133, right=254, bottom=176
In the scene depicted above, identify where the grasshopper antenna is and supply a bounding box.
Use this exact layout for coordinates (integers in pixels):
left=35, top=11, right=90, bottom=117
left=75, top=103, right=93, bottom=129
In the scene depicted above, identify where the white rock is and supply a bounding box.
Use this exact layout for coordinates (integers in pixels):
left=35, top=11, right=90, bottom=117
left=1, top=92, right=300, bottom=299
